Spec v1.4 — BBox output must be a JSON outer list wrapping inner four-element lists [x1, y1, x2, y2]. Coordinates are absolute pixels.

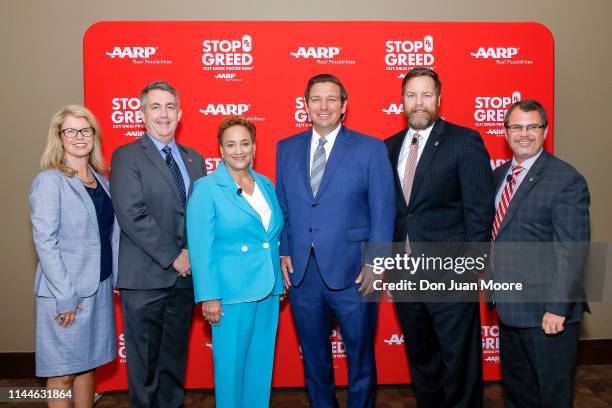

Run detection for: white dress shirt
[[495, 149, 543, 208], [396, 124, 435, 189], [309, 124, 342, 171], [241, 182, 272, 231]]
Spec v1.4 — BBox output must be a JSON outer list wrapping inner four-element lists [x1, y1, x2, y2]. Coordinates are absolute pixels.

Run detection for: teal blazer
[[186, 163, 284, 304]]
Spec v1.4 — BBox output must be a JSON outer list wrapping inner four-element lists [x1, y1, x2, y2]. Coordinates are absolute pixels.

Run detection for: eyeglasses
[[505, 124, 546, 134], [59, 127, 95, 138]]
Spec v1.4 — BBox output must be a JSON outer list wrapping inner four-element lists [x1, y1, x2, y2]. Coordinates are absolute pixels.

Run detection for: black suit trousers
[[394, 301, 483, 408], [120, 286, 194, 408], [499, 321, 580, 408]]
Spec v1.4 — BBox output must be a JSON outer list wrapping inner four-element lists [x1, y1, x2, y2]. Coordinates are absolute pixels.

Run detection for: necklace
[[80, 175, 96, 185]]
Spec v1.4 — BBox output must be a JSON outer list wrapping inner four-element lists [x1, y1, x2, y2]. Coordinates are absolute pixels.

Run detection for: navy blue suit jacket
[[385, 119, 495, 245], [492, 151, 590, 327], [275, 125, 396, 289]]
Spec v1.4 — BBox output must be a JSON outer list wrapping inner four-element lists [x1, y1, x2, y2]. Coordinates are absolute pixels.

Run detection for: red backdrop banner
[[83, 21, 554, 391]]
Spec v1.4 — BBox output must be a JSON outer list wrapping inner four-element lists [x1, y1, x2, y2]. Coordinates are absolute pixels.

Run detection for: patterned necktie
[[310, 137, 327, 196], [402, 133, 420, 254], [162, 146, 186, 206], [491, 164, 524, 241], [402, 133, 420, 205]]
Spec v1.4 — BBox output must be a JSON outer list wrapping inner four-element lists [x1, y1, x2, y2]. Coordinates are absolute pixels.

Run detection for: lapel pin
[[529, 177, 533, 182], [187, 158, 192, 163], [434, 141, 439, 147]]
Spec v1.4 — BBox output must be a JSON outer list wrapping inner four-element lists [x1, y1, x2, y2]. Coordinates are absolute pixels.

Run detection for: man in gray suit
[[111, 81, 206, 407], [491, 99, 590, 407]]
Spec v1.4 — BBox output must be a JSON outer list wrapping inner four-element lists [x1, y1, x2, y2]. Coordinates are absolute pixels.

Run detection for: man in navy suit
[[492, 99, 590, 407], [385, 68, 495, 408], [276, 74, 395, 407]]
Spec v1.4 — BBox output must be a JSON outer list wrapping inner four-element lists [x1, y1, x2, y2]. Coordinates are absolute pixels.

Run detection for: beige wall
[[1, 0, 610, 351]]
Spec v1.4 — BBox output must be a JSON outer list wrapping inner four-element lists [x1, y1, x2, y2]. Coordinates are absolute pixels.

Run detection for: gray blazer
[[110, 135, 206, 289], [29, 167, 120, 314], [493, 151, 590, 327]]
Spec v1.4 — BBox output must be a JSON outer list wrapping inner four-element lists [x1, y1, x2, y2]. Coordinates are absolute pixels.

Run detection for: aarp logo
[[382, 103, 404, 115], [106, 46, 157, 59], [290, 46, 341, 59], [469, 46, 532, 65], [384, 333, 405, 345], [199, 103, 250, 116], [470, 47, 519, 59]]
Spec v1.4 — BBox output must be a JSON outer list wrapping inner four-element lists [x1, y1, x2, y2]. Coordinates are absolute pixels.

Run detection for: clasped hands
[[173, 249, 191, 277], [202, 300, 223, 326], [54, 304, 83, 327]]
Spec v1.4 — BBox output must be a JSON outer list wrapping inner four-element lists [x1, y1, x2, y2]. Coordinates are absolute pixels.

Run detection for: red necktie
[[491, 165, 523, 241]]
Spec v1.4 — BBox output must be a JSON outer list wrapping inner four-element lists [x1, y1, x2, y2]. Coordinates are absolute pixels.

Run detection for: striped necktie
[[310, 137, 327, 196], [491, 164, 524, 241], [402, 133, 420, 204], [402, 133, 420, 254]]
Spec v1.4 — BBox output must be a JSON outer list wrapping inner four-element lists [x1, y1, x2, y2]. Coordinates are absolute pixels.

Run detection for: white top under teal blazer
[[186, 162, 284, 304]]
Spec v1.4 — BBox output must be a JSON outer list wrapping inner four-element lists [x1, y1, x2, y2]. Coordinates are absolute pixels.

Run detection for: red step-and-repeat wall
[[83, 21, 554, 391]]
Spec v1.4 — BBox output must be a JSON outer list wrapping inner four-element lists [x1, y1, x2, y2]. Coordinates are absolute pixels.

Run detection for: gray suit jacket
[[30, 167, 120, 314], [110, 135, 206, 290], [493, 151, 590, 327]]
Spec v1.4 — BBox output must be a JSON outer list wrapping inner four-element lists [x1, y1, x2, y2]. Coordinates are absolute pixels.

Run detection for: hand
[[202, 300, 223, 325], [542, 312, 566, 334], [173, 249, 191, 277], [280, 288, 288, 302], [356, 265, 378, 298], [280, 256, 294, 289], [55, 304, 83, 327]]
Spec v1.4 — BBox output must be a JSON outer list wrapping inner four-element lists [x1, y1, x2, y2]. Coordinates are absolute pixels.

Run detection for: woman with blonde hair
[[30, 104, 119, 407]]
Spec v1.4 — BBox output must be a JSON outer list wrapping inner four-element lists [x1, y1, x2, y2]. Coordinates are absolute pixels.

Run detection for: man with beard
[[385, 68, 495, 408]]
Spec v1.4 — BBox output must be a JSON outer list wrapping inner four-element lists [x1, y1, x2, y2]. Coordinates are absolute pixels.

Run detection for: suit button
[[241, 245, 248, 252], [263, 243, 269, 249], [311, 202, 318, 207]]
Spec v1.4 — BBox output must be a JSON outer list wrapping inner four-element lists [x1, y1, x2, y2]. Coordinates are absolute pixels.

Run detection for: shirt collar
[[147, 133, 178, 153], [312, 123, 342, 146], [511, 148, 543, 172], [406, 122, 435, 141]]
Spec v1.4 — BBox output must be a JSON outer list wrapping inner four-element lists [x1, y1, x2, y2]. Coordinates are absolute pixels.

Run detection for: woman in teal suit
[[186, 116, 284, 408]]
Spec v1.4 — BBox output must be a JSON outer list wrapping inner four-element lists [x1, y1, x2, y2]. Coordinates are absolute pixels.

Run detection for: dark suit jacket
[[276, 125, 396, 289], [385, 119, 495, 246], [492, 151, 590, 328], [110, 134, 206, 290]]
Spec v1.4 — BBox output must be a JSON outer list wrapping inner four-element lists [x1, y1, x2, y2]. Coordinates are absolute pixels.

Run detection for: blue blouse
[[84, 181, 114, 282]]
